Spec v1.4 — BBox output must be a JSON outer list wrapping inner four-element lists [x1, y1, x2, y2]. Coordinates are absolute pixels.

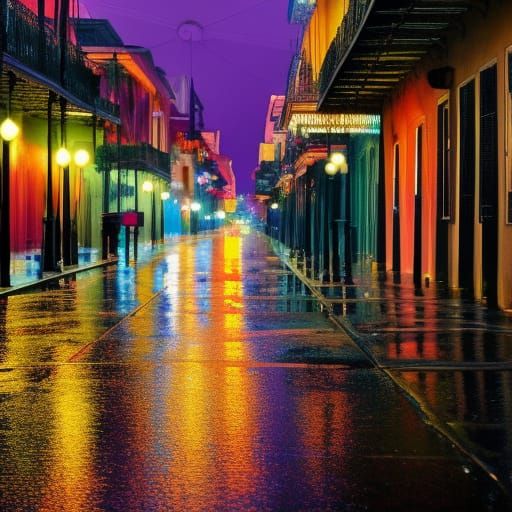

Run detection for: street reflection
[[39, 365, 99, 512], [0, 233, 509, 509], [398, 369, 512, 485]]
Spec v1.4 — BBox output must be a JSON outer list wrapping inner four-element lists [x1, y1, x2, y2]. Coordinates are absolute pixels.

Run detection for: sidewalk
[[271, 238, 512, 495], [0, 235, 194, 296]]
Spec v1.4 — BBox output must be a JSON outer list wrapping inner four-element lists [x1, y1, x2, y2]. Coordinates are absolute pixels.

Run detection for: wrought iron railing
[[94, 97, 120, 118], [286, 51, 318, 104], [318, 0, 372, 100], [96, 143, 171, 181], [4, 0, 117, 116]]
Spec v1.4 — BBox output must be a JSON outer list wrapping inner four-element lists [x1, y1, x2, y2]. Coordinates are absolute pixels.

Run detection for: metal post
[[134, 168, 138, 259], [344, 165, 353, 285], [332, 171, 341, 282], [376, 116, 386, 270], [0, 73, 17, 286], [160, 198, 164, 242], [151, 190, 156, 245], [124, 225, 130, 265], [114, 53, 121, 214], [60, 97, 72, 267], [43, 92, 57, 271], [0, 140, 11, 287]]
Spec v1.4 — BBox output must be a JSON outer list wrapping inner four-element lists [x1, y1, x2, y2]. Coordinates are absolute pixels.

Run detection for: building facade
[[319, 0, 512, 309]]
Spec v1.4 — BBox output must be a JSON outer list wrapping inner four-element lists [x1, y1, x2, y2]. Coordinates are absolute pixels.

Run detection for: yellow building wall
[[259, 143, 276, 164], [302, 0, 349, 79]]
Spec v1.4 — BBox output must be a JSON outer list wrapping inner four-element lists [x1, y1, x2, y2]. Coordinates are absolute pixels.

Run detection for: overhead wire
[[89, 0, 178, 30], [203, 0, 273, 28]]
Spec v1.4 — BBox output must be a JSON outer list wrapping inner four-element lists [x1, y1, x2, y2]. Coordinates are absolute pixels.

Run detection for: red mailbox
[[121, 211, 144, 227]]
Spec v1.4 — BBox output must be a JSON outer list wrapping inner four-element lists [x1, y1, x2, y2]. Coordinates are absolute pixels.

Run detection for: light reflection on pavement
[[0, 231, 509, 511]]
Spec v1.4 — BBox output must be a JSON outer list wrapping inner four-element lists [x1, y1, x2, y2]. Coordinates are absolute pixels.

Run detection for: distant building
[[255, 95, 285, 198]]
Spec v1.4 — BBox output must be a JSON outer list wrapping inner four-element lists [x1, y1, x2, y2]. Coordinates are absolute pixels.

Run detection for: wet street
[[0, 231, 510, 511]]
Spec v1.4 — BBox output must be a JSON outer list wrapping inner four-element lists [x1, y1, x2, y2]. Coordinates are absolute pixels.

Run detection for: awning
[[318, 0, 474, 112]]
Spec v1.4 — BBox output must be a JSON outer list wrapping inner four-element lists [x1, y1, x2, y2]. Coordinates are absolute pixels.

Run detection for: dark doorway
[[459, 80, 476, 293], [480, 65, 499, 307], [392, 144, 401, 272], [413, 126, 423, 287], [436, 101, 450, 282]]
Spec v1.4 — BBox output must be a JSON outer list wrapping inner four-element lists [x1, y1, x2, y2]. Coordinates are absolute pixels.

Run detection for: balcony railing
[[286, 52, 318, 104], [96, 143, 171, 181], [4, 0, 117, 116], [318, 0, 372, 101]]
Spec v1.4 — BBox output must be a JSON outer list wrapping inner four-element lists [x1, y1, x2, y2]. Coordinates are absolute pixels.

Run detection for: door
[[459, 80, 476, 293], [480, 65, 498, 307], [436, 101, 450, 282]]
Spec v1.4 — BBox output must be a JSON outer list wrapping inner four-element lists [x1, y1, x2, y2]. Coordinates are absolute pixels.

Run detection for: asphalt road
[[0, 231, 508, 511]]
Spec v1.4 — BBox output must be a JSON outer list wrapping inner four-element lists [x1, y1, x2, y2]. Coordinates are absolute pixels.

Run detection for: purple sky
[[83, 0, 299, 193]]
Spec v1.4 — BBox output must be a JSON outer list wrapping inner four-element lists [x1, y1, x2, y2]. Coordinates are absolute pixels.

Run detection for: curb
[[0, 258, 118, 297], [266, 234, 511, 500]]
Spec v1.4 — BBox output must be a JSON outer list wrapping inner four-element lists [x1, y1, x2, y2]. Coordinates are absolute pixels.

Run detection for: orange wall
[[383, 74, 444, 275]]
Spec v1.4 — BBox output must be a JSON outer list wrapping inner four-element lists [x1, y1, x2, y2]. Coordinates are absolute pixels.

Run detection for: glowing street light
[[0, 118, 19, 142], [271, 202, 279, 210], [73, 149, 90, 167], [161, 191, 170, 201], [330, 152, 346, 166], [56, 147, 71, 167], [216, 210, 226, 220], [324, 151, 348, 176], [142, 180, 154, 193], [190, 202, 201, 212], [324, 162, 338, 176]]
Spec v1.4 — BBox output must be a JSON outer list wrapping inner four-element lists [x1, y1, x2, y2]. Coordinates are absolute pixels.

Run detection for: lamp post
[[73, 149, 90, 264], [0, 114, 19, 287], [324, 151, 352, 285], [43, 92, 57, 273], [160, 191, 170, 242], [269, 202, 279, 239], [55, 146, 71, 268], [142, 180, 156, 245]]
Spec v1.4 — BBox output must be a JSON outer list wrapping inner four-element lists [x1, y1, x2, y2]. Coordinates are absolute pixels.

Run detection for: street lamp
[[142, 180, 156, 245], [74, 149, 90, 167], [55, 146, 73, 268], [0, 112, 19, 286], [160, 191, 170, 242], [271, 202, 279, 210], [73, 149, 90, 264], [324, 150, 352, 284], [56, 147, 71, 167], [0, 119, 19, 142]]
